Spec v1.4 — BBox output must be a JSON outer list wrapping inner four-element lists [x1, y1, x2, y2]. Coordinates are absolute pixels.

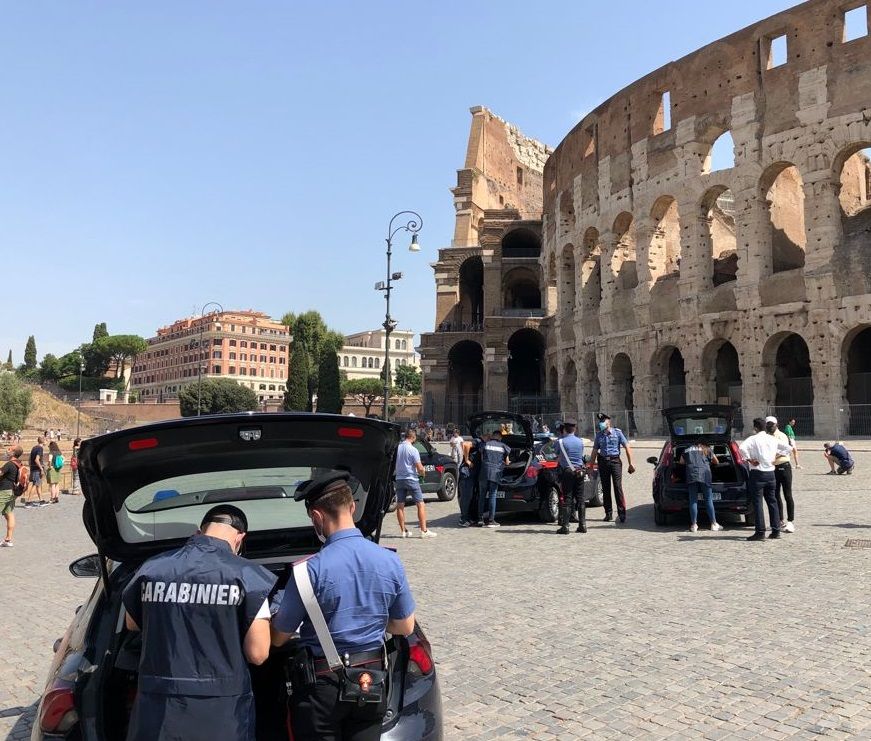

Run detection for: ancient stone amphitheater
[[421, 0, 871, 438]]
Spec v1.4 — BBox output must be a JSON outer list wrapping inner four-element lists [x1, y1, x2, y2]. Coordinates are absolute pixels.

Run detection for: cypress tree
[[5, 349, 12, 370], [316, 348, 342, 414], [284, 349, 309, 412], [24, 336, 37, 370]]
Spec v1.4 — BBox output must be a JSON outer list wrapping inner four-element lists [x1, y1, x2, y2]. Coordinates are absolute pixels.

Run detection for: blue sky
[[0, 0, 797, 362]]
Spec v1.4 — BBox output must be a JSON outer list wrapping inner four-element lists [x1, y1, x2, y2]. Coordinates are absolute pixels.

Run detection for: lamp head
[[408, 234, 421, 253]]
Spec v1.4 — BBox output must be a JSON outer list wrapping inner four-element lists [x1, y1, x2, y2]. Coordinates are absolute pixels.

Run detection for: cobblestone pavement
[[3, 450, 870, 740]]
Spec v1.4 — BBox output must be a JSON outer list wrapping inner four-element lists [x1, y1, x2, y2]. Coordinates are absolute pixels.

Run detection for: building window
[[260, 343, 267, 350], [395, 339, 401, 350], [213, 365, 221, 374], [269, 356, 276, 364], [374, 358, 380, 368], [343, 356, 349, 367], [240, 368, 247, 375], [212, 351, 222, 359], [844, 5, 868, 41], [269, 344, 277, 351], [241, 341, 248, 348], [213, 339, 222, 346], [269, 384, 276, 391], [229, 339, 236, 346], [260, 355, 267, 362], [763, 33, 788, 69], [229, 367, 236, 374], [352, 357, 357, 367], [279, 357, 286, 365], [229, 352, 236, 360], [259, 384, 267, 390], [401, 340, 407, 350]]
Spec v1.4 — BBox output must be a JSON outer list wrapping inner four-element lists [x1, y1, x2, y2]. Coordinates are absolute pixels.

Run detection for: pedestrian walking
[[71, 437, 81, 494], [122, 505, 275, 741], [739, 418, 793, 541], [589, 413, 635, 523], [457, 435, 476, 527], [393, 429, 436, 538], [25, 436, 47, 507], [824, 442, 855, 475], [679, 443, 723, 532], [767, 416, 796, 533], [556, 419, 586, 535], [448, 427, 464, 467], [272, 471, 417, 741], [479, 428, 510, 528], [0, 446, 24, 547], [47, 441, 63, 503], [783, 417, 801, 468]]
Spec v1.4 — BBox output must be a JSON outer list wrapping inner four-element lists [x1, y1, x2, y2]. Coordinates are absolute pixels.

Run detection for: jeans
[[749, 469, 779, 534], [687, 481, 716, 525], [598, 458, 626, 519], [479, 479, 498, 523], [774, 462, 793, 522], [559, 469, 585, 528], [459, 470, 475, 521]]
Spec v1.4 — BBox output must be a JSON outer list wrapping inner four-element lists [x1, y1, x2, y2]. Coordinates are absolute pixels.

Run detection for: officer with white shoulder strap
[[556, 418, 586, 535], [271, 471, 417, 741]]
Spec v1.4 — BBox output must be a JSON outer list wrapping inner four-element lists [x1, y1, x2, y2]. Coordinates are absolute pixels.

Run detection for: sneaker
[[602, 514, 612, 522], [689, 524, 698, 532], [784, 521, 795, 533], [576, 524, 587, 533], [556, 526, 570, 535], [710, 523, 724, 531], [400, 530, 411, 538], [827, 470, 838, 475], [23, 501, 35, 508], [746, 532, 767, 541], [37, 500, 50, 507], [768, 530, 781, 539], [484, 521, 500, 528], [0, 540, 12, 547], [419, 529, 437, 538], [458, 520, 471, 528]]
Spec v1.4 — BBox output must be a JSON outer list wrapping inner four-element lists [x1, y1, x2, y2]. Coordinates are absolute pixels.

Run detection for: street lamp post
[[197, 301, 224, 416], [76, 360, 84, 438], [376, 211, 422, 421]]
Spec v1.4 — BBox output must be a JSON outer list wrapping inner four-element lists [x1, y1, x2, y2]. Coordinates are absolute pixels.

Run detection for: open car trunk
[[669, 443, 742, 486]]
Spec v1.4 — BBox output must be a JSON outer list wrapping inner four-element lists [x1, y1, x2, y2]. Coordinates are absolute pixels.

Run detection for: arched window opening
[[395, 339, 401, 350], [611, 213, 638, 290], [653, 346, 686, 408], [351, 357, 357, 368], [501, 228, 541, 259], [704, 131, 736, 173], [560, 243, 576, 316], [764, 164, 806, 273], [561, 360, 578, 415], [611, 353, 635, 435], [701, 187, 738, 286], [374, 358, 380, 368], [447, 341, 484, 423], [582, 354, 601, 430], [650, 197, 681, 279], [846, 326, 871, 434], [503, 267, 542, 312], [448, 256, 484, 331], [770, 333, 814, 433], [508, 329, 545, 396]]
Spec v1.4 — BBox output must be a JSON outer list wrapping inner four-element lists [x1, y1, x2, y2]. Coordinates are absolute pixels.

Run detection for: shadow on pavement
[[809, 523, 870, 529], [2, 701, 37, 739]]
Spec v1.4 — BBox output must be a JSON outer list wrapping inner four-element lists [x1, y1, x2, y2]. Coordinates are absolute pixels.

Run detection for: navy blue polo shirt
[[481, 439, 511, 483], [122, 534, 276, 697], [273, 528, 415, 656], [594, 428, 628, 458]]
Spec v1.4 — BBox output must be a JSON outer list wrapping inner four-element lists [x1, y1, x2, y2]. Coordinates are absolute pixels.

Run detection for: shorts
[[837, 461, 855, 474], [0, 491, 14, 516], [47, 467, 60, 485], [30, 470, 41, 485], [395, 480, 424, 504]]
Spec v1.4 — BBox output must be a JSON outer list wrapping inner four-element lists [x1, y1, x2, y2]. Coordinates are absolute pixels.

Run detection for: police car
[[32, 414, 443, 741]]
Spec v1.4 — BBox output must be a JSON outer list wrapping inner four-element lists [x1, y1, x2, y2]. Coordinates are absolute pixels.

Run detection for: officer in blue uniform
[[271, 471, 417, 741], [122, 505, 276, 741], [556, 418, 586, 535], [590, 412, 636, 523]]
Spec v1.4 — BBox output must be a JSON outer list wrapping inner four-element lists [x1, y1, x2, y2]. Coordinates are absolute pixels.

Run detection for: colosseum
[[419, 0, 871, 439]]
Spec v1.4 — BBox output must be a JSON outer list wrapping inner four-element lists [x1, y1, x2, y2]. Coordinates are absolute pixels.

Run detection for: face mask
[[597, 421, 607, 431]]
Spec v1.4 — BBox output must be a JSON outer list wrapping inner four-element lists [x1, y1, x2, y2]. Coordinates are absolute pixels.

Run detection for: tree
[[395, 365, 422, 395], [39, 354, 62, 382], [24, 336, 37, 370], [343, 378, 384, 417], [284, 349, 310, 411], [281, 310, 344, 409], [57, 350, 84, 378], [0, 374, 33, 431], [316, 347, 342, 414], [5, 350, 12, 371], [178, 378, 258, 417], [92, 322, 109, 342], [93, 335, 148, 380]]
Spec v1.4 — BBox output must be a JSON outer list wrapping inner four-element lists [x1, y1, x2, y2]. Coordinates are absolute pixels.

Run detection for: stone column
[[598, 231, 619, 335], [808, 325, 841, 439], [483, 344, 508, 409], [801, 169, 841, 303], [633, 219, 655, 328], [732, 189, 768, 312], [678, 197, 709, 319]]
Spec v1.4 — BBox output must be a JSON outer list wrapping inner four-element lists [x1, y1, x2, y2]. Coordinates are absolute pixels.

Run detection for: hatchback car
[[467, 411, 601, 523], [32, 414, 443, 741], [646, 405, 750, 526]]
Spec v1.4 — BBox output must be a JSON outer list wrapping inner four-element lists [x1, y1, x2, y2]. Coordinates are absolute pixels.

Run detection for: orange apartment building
[[131, 310, 291, 404]]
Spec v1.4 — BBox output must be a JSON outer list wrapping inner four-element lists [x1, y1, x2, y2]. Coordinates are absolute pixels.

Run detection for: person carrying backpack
[[47, 441, 64, 504], [1, 446, 25, 547]]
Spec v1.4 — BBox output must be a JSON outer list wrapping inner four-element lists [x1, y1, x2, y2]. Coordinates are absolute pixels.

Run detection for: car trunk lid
[[78, 413, 400, 565], [467, 411, 533, 449], [663, 405, 734, 444]]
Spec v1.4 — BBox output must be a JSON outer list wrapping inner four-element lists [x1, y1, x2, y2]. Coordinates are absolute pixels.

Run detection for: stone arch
[[561, 359, 578, 415], [704, 130, 736, 173], [701, 338, 743, 405], [761, 162, 806, 274], [457, 256, 484, 330], [446, 340, 484, 424], [545, 251, 558, 313], [843, 325, 871, 434], [833, 143, 871, 297], [559, 242, 576, 317], [610, 353, 635, 433], [763, 332, 814, 433], [501, 227, 541, 259], [559, 192, 576, 241], [581, 351, 601, 430], [508, 328, 546, 396], [502, 266, 541, 311], [611, 212, 638, 290], [651, 344, 686, 408], [700, 186, 737, 286], [580, 228, 602, 332], [649, 196, 682, 279], [547, 365, 559, 394]]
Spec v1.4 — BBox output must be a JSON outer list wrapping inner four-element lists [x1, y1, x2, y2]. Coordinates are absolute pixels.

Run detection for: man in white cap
[[766, 416, 796, 533]]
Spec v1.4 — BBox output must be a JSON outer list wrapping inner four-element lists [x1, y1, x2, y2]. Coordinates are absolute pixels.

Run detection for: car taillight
[[409, 642, 434, 675], [435, 465, 444, 474], [39, 683, 78, 734], [730, 441, 744, 465], [525, 466, 539, 479], [662, 442, 673, 467]]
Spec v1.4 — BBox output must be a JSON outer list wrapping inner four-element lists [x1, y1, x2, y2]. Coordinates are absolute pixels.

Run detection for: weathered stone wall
[[542, 0, 871, 436]]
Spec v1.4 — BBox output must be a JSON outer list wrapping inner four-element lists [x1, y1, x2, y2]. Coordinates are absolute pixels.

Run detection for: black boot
[[557, 526, 570, 535]]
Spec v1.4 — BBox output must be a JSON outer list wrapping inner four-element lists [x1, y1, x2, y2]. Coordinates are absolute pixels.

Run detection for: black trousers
[[598, 458, 626, 519], [559, 469, 586, 528], [289, 675, 383, 741], [774, 462, 794, 522], [750, 470, 780, 534]]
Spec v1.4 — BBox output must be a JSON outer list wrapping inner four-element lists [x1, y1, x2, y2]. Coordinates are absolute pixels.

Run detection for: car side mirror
[[646, 456, 658, 465], [69, 554, 101, 578]]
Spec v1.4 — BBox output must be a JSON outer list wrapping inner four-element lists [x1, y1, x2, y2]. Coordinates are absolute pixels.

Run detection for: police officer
[[589, 412, 636, 523], [479, 428, 511, 528], [122, 505, 276, 741], [271, 472, 416, 741], [556, 418, 586, 535]]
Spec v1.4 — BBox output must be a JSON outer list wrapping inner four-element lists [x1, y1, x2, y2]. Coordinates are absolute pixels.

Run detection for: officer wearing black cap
[[122, 504, 276, 741], [590, 412, 636, 523], [272, 471, 417, 741], [556, 418, 586, 535]]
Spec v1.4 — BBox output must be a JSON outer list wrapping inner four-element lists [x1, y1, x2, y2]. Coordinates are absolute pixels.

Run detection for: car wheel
[[387, 493, 397, 513], [438, 471, 457, 502], [587, 475, 603, 508], [538, 486, 560, 523], [653, 502, 668, 527]]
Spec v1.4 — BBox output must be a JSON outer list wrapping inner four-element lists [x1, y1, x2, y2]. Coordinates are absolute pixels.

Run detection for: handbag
[[292, 561, 389, 708]]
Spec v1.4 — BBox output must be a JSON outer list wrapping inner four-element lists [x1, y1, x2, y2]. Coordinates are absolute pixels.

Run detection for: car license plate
[[495, 491, 507, 499], [698, 492, 722, 501]]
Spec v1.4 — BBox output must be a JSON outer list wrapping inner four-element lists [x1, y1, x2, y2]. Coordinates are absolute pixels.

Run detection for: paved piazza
[[2, 445, 870, 740]]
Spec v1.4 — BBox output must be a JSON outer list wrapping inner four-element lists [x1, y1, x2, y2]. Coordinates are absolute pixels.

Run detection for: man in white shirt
[[739, 417, 794, 541]]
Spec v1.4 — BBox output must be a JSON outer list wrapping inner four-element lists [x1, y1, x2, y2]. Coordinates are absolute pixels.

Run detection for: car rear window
[[118, 466, 367, 545], [671, 416, 728, 436]]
